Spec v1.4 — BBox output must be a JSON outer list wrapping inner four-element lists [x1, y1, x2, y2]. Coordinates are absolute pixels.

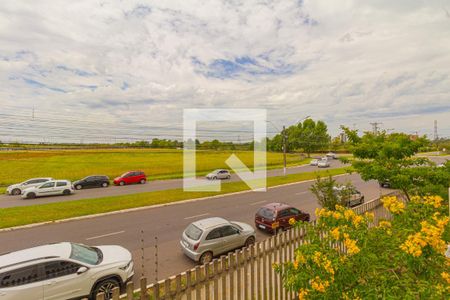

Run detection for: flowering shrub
[[275, 195, 450, 299]]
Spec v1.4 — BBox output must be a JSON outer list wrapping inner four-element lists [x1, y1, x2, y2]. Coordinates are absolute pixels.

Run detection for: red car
[[113, 171, 147, 186], [255, 203, 310, 234]]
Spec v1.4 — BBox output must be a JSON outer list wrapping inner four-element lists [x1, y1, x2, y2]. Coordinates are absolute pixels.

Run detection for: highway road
[[0, 160, 349, 208], [0, 172, 390, 284]]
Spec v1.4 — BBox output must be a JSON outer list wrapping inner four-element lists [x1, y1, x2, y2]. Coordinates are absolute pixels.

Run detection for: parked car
[[6, 178, 53, 196], [206, 169, 231, 180], [317, 158, 330, 168], [333, 186, 365, 207], [255, 203, 310, 234], [326, 152, 338, 159], [21, 180, 74, 199], [379, 179, 392, 188], [113, 171, 146, 186], [310, 159, 319, 166], [73, 175, 110, 190], [180, 217, 255, 264], [0, 242, 134, 300]]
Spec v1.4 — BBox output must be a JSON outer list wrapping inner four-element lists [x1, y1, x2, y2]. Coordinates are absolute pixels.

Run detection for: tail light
[[193, 242, 200, 251]]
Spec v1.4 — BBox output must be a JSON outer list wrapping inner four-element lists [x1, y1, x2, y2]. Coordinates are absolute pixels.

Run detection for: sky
[[0, 0, 449, 143]]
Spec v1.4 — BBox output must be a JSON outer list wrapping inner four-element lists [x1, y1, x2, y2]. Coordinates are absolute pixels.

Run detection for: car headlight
[[119, 260, 133, 270]]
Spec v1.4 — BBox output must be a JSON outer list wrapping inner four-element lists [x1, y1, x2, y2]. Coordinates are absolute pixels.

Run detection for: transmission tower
[[370, 122, 382, 134], [434, 120, 438, 141]]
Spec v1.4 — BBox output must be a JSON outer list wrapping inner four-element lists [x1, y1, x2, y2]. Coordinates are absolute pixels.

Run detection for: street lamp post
[[268, 116, 310, 177]]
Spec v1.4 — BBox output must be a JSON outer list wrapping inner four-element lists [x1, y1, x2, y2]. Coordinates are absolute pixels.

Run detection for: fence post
[[195, 266, 202, 300], [140, 277, 148, 300], [221, 256, 227, 300], [112, 287, 120, 300], [126, 281, 134, 300], [268, 237, 273, 300], [175, 274, 182, 300], [204, 263, 210, 300], [236, 250, 242, 300], [96, 292, 105, 300], [186, 270, 192, 300], [153, 282, 160, 300], [213, 259, 219, 300], [229, 252, 235, 300], [164, 278, 171, 299], [250, 245, 255, 300]]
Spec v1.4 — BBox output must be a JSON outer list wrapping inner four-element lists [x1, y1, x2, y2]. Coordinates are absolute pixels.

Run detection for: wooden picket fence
[[91, 193, 397, 300]]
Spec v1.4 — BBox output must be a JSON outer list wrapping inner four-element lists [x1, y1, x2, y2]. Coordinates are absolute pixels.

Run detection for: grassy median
[[0, 149, 309, 187], [0, 168, 352, 229]]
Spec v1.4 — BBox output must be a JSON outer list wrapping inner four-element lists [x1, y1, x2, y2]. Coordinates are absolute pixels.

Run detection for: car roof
[[261, 202, 291, 211], [0, 243, 72, 269], [192, 217, 229, 230], [25, 177, 53, 181]]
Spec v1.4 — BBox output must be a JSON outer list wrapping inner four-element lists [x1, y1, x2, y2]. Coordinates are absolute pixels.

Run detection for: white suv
[[22, 180, 74, 199], [6, 178, 53, 196], [0, 242, 134, 300]]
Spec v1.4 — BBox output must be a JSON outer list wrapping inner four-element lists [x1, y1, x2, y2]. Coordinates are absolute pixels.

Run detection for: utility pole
[[370, 122, 382, 134], [282, 125, 286, 176], [434, 120, 438, 141]]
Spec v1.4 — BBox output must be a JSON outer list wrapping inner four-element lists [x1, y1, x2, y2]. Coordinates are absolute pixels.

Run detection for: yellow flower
[[344, 210, 355, 221], [332, 211, 342, 220], [441, 272, 450, 284], [310, 277, 329, 293], [330, 227, 340, 240], [293, 260, 299, 269], [296, 252, 306, 264], [381, 196, 405, 214], [335, 204, 345, 211], [289, 218, 296, 226], [423, 195, 443, 208], [298, 288, 308, 300], [313, 251, 322, 265], [364, 212, 374, 222], [352, 215, 363, 227], [379, 220, 391, 228], [344, 236, 360, 255]]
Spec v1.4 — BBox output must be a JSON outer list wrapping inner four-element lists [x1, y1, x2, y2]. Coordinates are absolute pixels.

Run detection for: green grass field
[[0, 167, 351, 229], [0, 149, 309, 187]]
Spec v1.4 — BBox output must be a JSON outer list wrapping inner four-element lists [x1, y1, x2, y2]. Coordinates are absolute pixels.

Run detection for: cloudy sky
[[0, 0, 449, 143]]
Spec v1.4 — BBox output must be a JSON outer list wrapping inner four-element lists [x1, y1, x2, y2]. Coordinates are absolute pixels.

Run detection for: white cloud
[[0, 0, 449, 142]]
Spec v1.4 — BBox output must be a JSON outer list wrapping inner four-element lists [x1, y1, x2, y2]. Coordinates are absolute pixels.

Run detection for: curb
[[0, 173, 351, 233]]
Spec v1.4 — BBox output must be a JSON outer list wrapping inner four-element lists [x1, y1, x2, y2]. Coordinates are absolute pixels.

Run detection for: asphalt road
[[0, 160, 348, 208], [0, 172, 389, 284]]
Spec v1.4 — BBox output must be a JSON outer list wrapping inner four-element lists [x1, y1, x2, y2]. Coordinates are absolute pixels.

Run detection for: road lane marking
[[184, 213, 210, 220], [86, 230, 125, 241], [295, 191, 309, 195], [250, 200, 267, 206]]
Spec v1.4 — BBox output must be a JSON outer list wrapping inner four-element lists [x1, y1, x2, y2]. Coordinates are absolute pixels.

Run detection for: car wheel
[[227, 175, 231, 179], [119, 181, 125, 186], [244, 236, 255, 247], [12, 188, 21, 196], [199, 251, 213, 265], [275, 227, 283, 235], [26, 192, 36, 199], [140, 179, 146, 184], [213, 176, 217, 180], [90, 278, 120, 300], [75, 184, 82, 190], [102, 182, 109, 187], [63, 189, 71, 195]]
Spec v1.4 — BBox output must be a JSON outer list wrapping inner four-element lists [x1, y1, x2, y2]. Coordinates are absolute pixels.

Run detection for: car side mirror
[[77, 266, 88, 274]]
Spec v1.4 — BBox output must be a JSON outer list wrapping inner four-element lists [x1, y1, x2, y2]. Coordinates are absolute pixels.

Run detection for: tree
[[268, 119, 330, 156], [341, 127, 450, 200], [309, 176, 356, 210]]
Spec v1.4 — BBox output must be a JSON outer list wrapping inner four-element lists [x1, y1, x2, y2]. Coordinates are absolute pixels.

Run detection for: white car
[[6, 178, 53, 196], [326, 152, 338, 159], [317, 159, 330, 168], [21, 180, 74, 199], [310, 159, 319, 166], [206, 169, 231, 180], [0, 242, 134, 300]]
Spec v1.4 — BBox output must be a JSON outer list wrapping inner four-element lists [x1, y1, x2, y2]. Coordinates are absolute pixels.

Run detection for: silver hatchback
[[180, 217, 256, 264]]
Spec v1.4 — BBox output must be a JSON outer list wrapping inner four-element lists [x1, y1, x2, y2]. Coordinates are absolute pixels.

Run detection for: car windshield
[[257, 207, 274, 219], [121, 172, 130, 177], [70, 243, 102, 265], [185, 224, 203, 241]]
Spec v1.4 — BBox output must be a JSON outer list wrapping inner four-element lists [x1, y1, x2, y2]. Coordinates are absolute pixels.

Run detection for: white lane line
[[295, 191, 309, 195], [184, 213, 210, 220], [86, 230, 125, 241], [250, 200, 267, 206]]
